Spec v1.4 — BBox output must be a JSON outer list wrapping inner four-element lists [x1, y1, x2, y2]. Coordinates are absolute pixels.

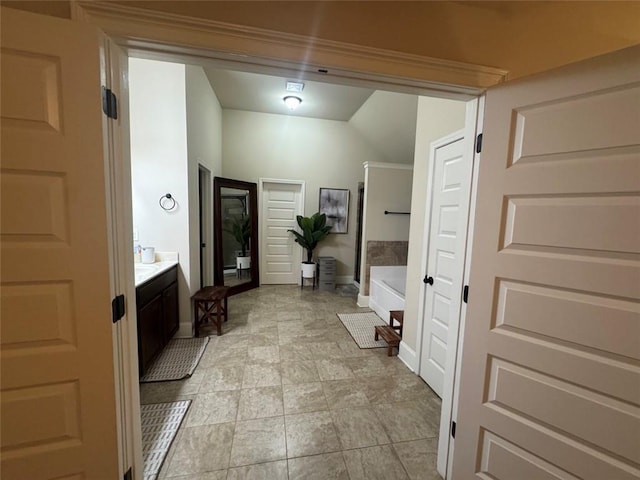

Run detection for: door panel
[[0, 7, 118, 479], [453, 46, 640, 479], [420, 134, 472, 398], [261, 181, 303, 284]]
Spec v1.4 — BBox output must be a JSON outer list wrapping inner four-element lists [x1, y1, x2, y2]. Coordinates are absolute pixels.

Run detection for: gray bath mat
[[140, 337, 209, 382], [141, 400, 191, 480], [337, 312, 388, 349]]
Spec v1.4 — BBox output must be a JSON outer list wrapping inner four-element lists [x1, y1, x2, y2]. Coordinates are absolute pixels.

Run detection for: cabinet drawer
[[136, 266, 178, 306], [319, 281, 336, 291]]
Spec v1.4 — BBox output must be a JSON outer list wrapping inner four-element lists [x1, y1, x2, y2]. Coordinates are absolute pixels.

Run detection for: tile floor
[[140, 285, 442, 480]]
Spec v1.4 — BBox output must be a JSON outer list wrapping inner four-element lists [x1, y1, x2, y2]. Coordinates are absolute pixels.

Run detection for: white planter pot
[[301, 262, 316, 278], [236, 256, 251, 269]]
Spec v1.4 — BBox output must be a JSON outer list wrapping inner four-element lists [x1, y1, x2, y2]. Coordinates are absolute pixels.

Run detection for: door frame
[[198, 165, 213, 288], [70, 4, 496, 478], [414, 99, 481, 478], [258, 178, 306, 285]]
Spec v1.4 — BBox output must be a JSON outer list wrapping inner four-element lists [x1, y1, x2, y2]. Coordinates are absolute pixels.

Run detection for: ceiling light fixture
[[286, 81, 305, 93], [283, 95, 302, 110]]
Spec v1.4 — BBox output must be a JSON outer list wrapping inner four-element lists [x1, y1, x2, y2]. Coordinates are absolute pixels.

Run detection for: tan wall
[[359, 164, 413, 294], [12, 1, 639, 81], [403, 97, 467, 352], [221, 109, 386, 280]]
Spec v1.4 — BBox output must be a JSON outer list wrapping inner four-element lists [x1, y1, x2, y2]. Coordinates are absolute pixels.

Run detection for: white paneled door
[[260, 181, 304, 284], [419, 131, 473, 398], [1, 7, 119, 480], [453, 46, 640, 479]]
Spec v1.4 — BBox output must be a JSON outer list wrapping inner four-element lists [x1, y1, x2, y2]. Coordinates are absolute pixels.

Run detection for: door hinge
[[475, 133, 483, 153], [112, 294, 125, 323], [463, 285, 469, 303], [123, 467, 133, 480], [451, 420, 456, 438], [102, 86, 118, 119]]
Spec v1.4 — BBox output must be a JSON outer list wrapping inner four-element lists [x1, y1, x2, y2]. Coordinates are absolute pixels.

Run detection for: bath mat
[[337, 312, 388, 349], [141, 400, 191, 480], [140, 337, 209, 383]]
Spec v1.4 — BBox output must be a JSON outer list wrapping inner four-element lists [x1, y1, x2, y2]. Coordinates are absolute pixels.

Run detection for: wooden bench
[[192, 286, 230, 337], [374, 325, 402, 356]]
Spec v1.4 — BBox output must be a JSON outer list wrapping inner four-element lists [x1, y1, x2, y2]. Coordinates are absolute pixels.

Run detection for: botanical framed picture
[[319, 188, 349, 234]]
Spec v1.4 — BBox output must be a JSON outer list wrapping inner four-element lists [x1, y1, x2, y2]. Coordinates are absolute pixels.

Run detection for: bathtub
[[369, 266, 406, 323]]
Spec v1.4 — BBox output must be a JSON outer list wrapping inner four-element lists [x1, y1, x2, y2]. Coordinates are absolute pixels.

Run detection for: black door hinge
[[123, 467, 133, 480], [102, 86, 118, 119], [475, 133, 483, 153], [463, 285, 469, 303], [451, 420, 456, 438], [112, 294, 125, 323]]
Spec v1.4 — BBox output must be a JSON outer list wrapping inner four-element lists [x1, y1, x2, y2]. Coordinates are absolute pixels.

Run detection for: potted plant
[[224, 215, 251, 270], [288, 212, 332, 278]]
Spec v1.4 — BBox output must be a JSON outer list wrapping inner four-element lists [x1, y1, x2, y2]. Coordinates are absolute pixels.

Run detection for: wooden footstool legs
[[375, 325, 401, 356], [192, 286, 230, 337]]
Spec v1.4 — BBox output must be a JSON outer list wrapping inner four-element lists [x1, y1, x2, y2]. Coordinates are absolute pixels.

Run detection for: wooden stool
[[192, 286, 230, 337], [374, 325, 402, 356], [389, 310, 404, 337]]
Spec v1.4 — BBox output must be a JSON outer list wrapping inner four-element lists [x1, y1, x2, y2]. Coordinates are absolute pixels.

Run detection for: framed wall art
[[319, 188, 349, 234]]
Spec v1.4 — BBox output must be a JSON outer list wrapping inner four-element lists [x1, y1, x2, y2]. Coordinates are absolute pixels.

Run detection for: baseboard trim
[[177, 321, 193, 338], [336, 275, 354, 285], [357, 294, 369, 308], [398, 341, 418, 372]]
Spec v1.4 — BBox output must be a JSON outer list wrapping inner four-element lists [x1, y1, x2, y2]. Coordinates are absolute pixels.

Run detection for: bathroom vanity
[[135, 263, 179, 376]]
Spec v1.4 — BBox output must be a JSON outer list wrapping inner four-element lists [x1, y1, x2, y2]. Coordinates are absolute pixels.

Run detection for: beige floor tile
[[322, 379, 370, 410], [315, 359, 355, 381], [247, 345, 280, 364], [200, 345, 248, 367], [331, 407, 390, 449], [309, 342, 345, 359], [165, 472, 227, 480], [186, 390, 240, 426], [279, 344, 316, 362], [287, 452, 349, 480], [342, 445, 410, 480], [393, 439, 440, 480], [285, 411, 341, 458], [283, 382, 328, 414], [229, 417, 286, 467], [242, 364, 281, 388], [248, 330, 279, 347], [344, 356, 398, 377], [165, 423, 234, 476], [373, 401, 439, 442], [198, 365, 245, 392], [238, 386, 283, 420], [227, 460, 288, 480], [281, 360, 321, 384]]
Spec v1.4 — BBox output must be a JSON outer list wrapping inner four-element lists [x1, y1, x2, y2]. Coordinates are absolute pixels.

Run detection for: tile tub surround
[[364, 241, 409, 295], [141, 285, 442, 479]]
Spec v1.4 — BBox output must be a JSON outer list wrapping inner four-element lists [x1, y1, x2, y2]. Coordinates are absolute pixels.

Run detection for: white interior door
[[453, 46, 640, 479], [419, 131, 473, 398], [260, 180, 304, 284], [1, 7, 119, 479]]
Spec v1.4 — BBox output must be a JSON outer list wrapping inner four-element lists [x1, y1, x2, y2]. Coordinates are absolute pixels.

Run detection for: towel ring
[[159, 193, 176, 211]]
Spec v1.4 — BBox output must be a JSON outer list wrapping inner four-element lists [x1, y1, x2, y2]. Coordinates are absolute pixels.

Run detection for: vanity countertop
[[134, 261, 179, 287]]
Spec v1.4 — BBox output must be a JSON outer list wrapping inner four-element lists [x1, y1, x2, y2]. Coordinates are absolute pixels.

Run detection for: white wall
[[186, 65, 223, 294], [358, 162, 413, 296], [350, 91, 418, 165], [130, 58, 193, 333], [222, 110, 387, 280], [402, 96, 466, 358]]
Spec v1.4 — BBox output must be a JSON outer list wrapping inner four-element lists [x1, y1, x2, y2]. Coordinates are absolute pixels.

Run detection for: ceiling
[[203, 66, 419, 164], [204, 68, 375, 121]]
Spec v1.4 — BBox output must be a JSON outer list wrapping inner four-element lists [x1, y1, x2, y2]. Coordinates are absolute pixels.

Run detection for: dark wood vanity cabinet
[[136, 265, 179, 376]]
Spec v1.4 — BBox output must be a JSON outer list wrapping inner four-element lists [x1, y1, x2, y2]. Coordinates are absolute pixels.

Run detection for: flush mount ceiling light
[[286, 81, 304, 93], [283, 95, 302, 110]]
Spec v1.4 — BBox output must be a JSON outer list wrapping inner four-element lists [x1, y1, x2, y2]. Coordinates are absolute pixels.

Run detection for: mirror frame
[[213, 177, 259, 295]]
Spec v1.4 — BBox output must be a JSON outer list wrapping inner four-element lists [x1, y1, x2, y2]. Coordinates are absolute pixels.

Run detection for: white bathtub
[[369, 266, 406, 323]]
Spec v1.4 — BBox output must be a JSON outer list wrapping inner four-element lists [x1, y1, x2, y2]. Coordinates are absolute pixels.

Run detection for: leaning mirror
[[213, 177, 259, 295]]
